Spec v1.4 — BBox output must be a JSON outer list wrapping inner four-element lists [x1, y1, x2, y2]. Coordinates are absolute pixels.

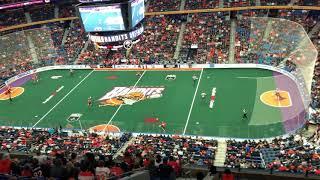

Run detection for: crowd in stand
[[223, 0, 255, 7], [29, 4, 55, 22], [148, 0, 181, 12], [131, 15, 182, 64], [180, 12, 230, 63], [59, 5, 76, 18], [118, 135, 218, 179], [185, 0, 220, 10], [0, 9, 26, 29], [0, 0, 319, 30], [62, 20, 87, 64], [0, 127, 133, 179], [225, 139, 264, 169], [310, 31, 320, 123], [224, 133, 320, 175], [0, 127, 219, 179], [0, 0, 24, 5], [125, 135, 217, 166], [260, 0, 291, 6]]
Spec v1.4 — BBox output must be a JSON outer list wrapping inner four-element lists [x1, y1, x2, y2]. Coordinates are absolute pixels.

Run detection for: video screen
[[79, 5, 125, 32], [130, 0, 144, 28]]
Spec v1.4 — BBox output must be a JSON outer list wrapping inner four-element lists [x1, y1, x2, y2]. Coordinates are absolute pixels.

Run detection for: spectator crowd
[[0, 127, 219, 179]]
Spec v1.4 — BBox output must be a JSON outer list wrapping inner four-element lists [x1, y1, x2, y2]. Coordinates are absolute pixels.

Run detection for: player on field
[[32, 73, 39, 84], [192, 75, 198, 86], [70, 69, 74, 77], [136, 72, 142, 77], [201, 92, 207, 99], [274, 88, 285, 101], [88, 96, 93, 108], [242, 109, 247, 120], [159, 121, 167, 132], [5, 85, 12, 102]]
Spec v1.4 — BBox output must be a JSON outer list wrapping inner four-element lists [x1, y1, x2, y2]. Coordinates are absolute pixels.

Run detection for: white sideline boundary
[[236, 76, 273, 79], [103, 71, 146, 132], [183, 68, 204, 135], [32, 70, 94, 127]]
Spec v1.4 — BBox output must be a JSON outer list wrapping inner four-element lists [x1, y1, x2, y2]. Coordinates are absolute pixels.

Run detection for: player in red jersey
[[32, 73, 39, 84], [5, 85, 12, 102], [275, 88, 285, 101], [88, 96, 93, 108], [159, 121, 167, 132]]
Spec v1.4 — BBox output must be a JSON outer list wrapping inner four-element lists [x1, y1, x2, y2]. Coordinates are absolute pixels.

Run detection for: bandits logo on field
[[99, 86, 165, 106]]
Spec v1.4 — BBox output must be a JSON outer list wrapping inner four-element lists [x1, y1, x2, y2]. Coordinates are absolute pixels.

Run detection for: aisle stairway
[[214, 140, 227, 167], [74, 40, 89, 64], [173, 22, 187, 60], [219, 0, 224, 8], [25, 12, 32, 23], [54, 5, 59, 18], [113, 136, 135, 159], [262, 19, 273, 42], [289, 0, 299, 5], [180, 0, 186, 11], [309, 23, 320, 39], [228, 20, 236, 63], [27, 36, 39, 63], [256, 0, 261, 6]]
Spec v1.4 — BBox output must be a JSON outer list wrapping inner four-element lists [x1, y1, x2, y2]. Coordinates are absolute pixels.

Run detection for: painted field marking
[[236, 76, 273, 79], [183, 68, 204, 135], [56, 86, 64, 92], [42, 86, 64, 104], [103, 71, 146, 132], [260, 90, 292, 108], [0, 87, 24, 100], [33, 70, 94, 127], [79, 118, 83, 131]]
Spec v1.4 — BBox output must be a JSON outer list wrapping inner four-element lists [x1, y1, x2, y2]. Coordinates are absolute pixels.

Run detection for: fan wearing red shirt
[[159, 121, 167, 132], [278, 165, 288, 172], [110, 164, 124, 177], [222, 169, 235, 180], [167, 156, 180, 176], [78, 166, 94, 180], [0, 153, 11, 174]]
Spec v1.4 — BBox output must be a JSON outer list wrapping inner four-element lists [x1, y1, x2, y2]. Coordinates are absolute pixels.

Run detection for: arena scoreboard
[[77, 0, 144, 49], [77, 0, 144, 32]]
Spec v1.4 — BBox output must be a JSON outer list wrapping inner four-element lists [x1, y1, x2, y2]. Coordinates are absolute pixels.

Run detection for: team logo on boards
[[165, 75, 176, 81], [67, 113, 82, 122], [99, 86, 165, 106]]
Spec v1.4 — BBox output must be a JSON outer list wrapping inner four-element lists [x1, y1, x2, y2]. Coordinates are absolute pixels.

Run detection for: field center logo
[[99, 86, 165, 106]]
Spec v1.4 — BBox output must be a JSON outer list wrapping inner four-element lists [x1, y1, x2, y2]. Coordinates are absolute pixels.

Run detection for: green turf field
[[0, 68, 301, 138]]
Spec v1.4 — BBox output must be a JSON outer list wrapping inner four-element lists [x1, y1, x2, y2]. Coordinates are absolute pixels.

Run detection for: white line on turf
[[56, 86, 64, 92], [32, 70, 94, 128], [42, 86, 64, 104], [236, 76, 273, 79], [79, 118, 83, 131], [183, 68, 204, 135], [42, 95, 54, 104], [103, 71, 146, 131]]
